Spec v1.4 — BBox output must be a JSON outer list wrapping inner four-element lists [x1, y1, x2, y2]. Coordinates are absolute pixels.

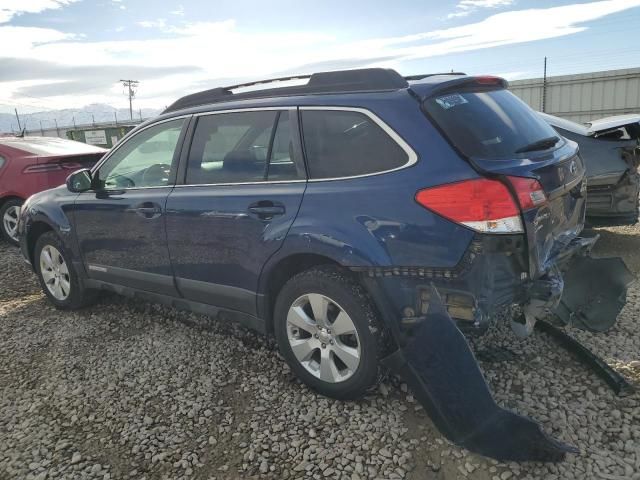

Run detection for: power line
[[120, 79, 139, 121]]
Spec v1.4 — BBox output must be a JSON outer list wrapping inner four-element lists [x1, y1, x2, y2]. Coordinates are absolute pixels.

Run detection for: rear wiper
[[515, 136, 560, 154]]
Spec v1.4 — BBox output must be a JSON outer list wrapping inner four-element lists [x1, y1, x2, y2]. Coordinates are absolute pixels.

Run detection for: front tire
[[1, 199, 23, 246], [274, 265, 386, 400], [34, 231, 96, 309]]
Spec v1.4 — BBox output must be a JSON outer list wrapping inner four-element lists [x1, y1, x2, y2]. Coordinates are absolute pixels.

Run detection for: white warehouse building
[[509, 67, 640, 123]]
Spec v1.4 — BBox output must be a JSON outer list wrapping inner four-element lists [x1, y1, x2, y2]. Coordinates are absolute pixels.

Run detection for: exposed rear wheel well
[[27, 222, 54, 266], [263, 253, 343, 334]]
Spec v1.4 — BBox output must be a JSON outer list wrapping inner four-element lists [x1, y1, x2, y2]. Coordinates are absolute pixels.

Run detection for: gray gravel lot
[[0, 224, 638, 480]]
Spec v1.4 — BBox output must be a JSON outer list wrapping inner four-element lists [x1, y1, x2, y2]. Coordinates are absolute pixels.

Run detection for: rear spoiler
[[417, 76, 509, 100]]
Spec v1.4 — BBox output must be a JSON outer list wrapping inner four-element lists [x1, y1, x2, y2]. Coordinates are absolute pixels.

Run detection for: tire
[[274, 265, 387, 400], [34, 231, 96, 309], [0, 199, 23, 246]]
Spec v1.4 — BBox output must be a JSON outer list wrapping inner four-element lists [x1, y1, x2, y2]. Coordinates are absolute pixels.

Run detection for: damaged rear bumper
[[381, 286, 578, 462], [586, 169, 640, 226], [357, 233, 634, 462]]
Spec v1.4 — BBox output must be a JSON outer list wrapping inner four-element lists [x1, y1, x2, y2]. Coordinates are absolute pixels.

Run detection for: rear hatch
[[420, 78, 586, 279]]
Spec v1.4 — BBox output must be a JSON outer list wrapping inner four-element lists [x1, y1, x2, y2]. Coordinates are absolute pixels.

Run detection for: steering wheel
[[141, 163, 170, 186]]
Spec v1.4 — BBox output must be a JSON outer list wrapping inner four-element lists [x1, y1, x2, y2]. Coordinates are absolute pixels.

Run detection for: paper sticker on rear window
[[435, 94, 468, 110]]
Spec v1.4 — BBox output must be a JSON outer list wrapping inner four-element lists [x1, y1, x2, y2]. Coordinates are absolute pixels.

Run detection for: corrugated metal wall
[[510, 67, 640, 123]]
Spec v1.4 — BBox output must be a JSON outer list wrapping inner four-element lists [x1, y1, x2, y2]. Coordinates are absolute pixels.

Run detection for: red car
[[0, 136, 106, 245]]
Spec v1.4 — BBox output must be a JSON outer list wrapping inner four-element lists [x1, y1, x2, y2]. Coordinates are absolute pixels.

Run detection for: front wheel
[[0, 199, 23, 246], [274, 266, 386, 400], [34, 231, 96, 309]]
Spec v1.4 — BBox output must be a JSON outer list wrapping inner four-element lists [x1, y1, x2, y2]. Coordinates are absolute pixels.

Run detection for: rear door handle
[[248, 202, 285, 219]]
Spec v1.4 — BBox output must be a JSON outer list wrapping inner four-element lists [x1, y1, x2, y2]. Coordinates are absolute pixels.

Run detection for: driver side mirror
[[66, 168, 93, 193]]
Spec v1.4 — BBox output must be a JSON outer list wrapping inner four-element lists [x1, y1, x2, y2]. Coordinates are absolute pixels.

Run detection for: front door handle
[[133, 202, 162, 219], [248, 201, 285, 220]]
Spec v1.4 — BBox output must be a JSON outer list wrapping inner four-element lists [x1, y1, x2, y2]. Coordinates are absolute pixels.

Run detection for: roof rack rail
[[404, 72, 466, 81], [224, 74, 312, 91], [163, 68, 409, 113]]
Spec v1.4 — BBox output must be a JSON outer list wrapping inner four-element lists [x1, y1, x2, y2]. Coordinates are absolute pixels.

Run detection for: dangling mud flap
[[382, 286, 578, 462], [554, 256, 635, 332]]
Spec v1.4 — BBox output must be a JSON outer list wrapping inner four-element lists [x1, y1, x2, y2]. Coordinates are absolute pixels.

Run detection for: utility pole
[[14, 108, 21, 131], [542, 56, 548, 113], [40, 120, 44, 136], [139, 108, 142, 121], [120, 79, 139, 121], [73, 116, 77, 129], [114, 111, 118, 125], [54, 119, 60, 137], [92, 114, 95, 126]]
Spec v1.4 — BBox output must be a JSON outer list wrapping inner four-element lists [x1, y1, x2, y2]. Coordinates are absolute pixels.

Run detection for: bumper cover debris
[[536, 320, 634, 396], [383, 286, 578, 462], [554, 256, 635, 332]]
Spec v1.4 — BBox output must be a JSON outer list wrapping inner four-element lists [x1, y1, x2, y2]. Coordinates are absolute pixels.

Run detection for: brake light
[[416, 178, 523, 233], [22, 164, 63, 174], [474, 76, 503, 85], [507, 176, 547, 210], [61, 162, 83, 170]]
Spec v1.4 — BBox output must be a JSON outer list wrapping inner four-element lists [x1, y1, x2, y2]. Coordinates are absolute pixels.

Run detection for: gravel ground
[[0, 224, 638, 480]]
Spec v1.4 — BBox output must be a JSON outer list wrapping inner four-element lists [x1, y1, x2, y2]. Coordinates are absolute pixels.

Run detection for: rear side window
[[186, 110, 303, 184], [424, 89, 560, 160], [0, 155, 5, 169], [301, 110, 409, 179]]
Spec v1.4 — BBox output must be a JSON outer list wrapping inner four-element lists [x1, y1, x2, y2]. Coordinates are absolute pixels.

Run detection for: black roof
[[163, 68, 467, 114]]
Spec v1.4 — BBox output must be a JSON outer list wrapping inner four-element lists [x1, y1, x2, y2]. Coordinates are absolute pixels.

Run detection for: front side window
[[186, 110, 303, 184], [96, 118, 184, 189], [301, 110, 409, 179]]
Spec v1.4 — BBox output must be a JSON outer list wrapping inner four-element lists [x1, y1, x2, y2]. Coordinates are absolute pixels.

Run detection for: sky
[[1, 0, 640, 114]]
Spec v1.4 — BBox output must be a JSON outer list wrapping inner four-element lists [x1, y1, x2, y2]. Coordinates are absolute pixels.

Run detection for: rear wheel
[[34, 231, 96, 309], [274, 265, 385, 400], [0, 199, 23, 246]]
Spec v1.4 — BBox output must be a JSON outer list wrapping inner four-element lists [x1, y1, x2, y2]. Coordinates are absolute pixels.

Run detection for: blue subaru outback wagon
[[18, 68, 633, 461]]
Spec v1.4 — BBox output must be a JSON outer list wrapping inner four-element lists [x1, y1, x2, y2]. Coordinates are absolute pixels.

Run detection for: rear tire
[[0, 199, 23, 246], [34, 231, 96, 309], [274, 265, 386, 400]]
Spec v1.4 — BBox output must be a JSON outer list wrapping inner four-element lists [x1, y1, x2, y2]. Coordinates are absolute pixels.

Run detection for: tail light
[[23, 164, 63, 174], [22, 162, 84, 174], [61, 162, 83, 170], [415, 176, 546, 234], [508, 176, 547, 210]]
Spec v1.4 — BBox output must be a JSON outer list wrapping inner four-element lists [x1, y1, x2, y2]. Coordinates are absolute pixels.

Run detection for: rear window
[[301, 110, 409, 179], [424, 89, 560, 159]]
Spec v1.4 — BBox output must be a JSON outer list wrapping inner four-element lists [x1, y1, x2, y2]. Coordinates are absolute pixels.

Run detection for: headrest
[[223, 149, 259, 171]]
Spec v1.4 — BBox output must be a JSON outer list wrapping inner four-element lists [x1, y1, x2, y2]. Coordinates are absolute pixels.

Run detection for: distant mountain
[[0, 104, 162, 134]]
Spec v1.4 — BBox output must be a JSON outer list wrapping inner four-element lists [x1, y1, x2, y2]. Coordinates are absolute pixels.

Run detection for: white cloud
[[170, 5, 184, 16], [0, 0, 79, 24], [137, 18, 166, 29], [0, 24, 75, 51], [1, 0, 640, 110], [448, 0, 514, 19]]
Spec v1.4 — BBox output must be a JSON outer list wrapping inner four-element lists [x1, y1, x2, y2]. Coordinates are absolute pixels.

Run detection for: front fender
[[19, 187, 81, 268]]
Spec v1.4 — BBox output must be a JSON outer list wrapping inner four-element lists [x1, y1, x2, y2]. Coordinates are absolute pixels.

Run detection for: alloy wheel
[[2, 205, 19, 242], [286, 293, 361, 383], [39, 245, 71, 300]]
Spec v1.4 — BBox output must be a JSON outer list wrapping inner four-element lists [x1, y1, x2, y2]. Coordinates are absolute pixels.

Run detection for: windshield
[[424, 89, 561, 160]]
